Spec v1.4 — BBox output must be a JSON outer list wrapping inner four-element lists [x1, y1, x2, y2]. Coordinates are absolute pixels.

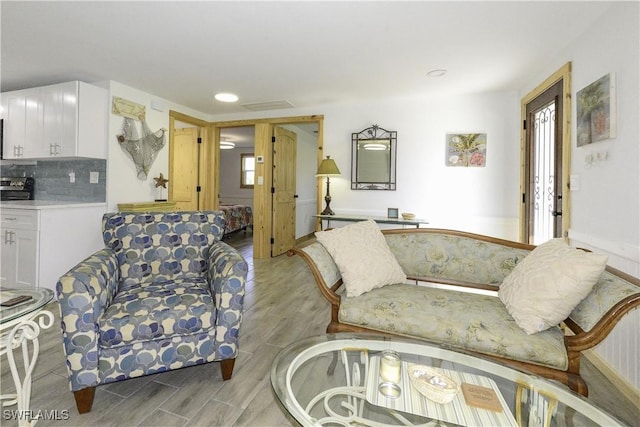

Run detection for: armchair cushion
[[98, 277, 215, 348]]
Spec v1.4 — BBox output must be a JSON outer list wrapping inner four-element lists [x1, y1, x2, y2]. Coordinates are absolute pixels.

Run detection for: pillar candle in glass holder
[[379, 350, 401, 383]]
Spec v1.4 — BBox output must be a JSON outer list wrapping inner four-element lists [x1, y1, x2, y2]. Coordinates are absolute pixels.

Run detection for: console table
[[117, 201, 177, 212], [315, 214, 428, 230]]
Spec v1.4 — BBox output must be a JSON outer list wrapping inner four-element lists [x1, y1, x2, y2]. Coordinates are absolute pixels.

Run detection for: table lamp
[[317, 156, 341, 215]]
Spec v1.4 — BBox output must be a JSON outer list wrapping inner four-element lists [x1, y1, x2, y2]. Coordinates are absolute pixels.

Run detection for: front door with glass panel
[[524, 80, 563, 245]]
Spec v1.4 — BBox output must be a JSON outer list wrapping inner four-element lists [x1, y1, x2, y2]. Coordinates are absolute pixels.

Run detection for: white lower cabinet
[[0, 205, 106, 290], [1, 210, 38, 288], [5, 228, 39, 288]]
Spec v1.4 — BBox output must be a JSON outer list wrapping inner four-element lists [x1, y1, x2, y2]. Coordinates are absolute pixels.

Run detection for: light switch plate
[[570, 174, 580, 191]]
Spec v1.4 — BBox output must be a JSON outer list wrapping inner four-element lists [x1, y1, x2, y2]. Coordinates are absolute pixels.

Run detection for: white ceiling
[[2, 1, 613, 117]]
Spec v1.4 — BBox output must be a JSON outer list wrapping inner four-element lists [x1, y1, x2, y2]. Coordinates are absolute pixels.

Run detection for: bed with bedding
[[220, 204, 253, 235]]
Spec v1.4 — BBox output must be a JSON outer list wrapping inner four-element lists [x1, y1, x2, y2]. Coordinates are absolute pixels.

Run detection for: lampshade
[[317, 156, 341, 176]]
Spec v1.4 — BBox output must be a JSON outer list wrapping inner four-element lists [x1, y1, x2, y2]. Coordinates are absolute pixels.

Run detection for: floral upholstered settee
[[295, 227, 640, 397], [56, 211, 248, 413]]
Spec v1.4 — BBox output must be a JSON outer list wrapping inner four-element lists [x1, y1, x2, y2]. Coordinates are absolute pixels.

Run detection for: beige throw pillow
[[315, 220, 407, 297], [498, 238, 608, 335]]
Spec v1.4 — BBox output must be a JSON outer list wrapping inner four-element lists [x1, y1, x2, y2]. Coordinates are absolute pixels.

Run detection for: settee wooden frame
[[294, 228, 640, 397]]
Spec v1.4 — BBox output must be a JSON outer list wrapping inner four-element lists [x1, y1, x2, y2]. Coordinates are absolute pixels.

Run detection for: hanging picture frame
[[576, 73, 616, 146], [446, 133, 487, 167]]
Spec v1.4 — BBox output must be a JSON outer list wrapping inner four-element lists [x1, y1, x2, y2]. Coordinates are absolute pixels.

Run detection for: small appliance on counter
[[0, 177, 35, 201]]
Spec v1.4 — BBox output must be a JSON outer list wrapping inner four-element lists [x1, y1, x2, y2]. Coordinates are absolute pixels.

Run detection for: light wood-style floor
[[2, 231, 638, 427]]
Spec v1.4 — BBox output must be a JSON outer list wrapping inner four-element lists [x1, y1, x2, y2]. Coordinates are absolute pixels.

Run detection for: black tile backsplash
[[0, 159, 106, 202]]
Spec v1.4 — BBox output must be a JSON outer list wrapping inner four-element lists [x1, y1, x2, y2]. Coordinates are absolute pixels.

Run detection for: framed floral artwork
[[577, 73, 616, 146], [446, 133, 487, 167]]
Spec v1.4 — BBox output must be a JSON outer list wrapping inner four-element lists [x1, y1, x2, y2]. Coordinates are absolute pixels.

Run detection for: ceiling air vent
[[241, 100, 295, 111]]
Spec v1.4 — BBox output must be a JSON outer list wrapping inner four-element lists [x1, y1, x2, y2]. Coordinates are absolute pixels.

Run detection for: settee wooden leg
[[220, 358, 236, 380], [567, 374, 588, 397], [73, 387, 95, 414]]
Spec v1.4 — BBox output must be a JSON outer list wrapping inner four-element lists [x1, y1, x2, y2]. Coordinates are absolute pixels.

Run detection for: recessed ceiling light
[[214, 92, 239, 103], [427, 69, 448, 78]]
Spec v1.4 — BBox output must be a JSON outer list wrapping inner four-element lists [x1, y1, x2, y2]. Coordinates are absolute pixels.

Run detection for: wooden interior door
[[271, 126, 297, 256], [169, 127, 200, 210]]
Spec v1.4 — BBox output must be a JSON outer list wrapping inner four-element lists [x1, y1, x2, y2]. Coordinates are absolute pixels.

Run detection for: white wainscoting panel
[[568, 229, 640, 391], [296, 198, 317, 239]]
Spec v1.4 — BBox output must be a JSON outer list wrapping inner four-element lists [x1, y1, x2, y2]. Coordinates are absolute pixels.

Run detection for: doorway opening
[[520, 63, 571, 244], [219, 125, 255, 217], [212, 116, 324, 259]]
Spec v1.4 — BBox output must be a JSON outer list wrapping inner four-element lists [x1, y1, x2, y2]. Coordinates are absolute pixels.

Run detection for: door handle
[[294, 194, 299, 198], [551, 211, 562, 217]]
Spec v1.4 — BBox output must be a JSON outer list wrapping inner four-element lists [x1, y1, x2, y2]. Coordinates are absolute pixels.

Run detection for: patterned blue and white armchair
[[56, 211, 248, 414]]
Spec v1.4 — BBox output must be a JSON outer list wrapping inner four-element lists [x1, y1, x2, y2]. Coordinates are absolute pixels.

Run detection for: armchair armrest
[[56, 248, 119, 391], [208, 241, 248, 359]]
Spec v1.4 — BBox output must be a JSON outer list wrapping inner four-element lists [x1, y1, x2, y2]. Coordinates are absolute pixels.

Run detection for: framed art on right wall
[[577, 73, 616, 146]]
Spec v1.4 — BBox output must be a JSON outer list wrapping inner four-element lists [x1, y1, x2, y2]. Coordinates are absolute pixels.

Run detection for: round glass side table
[[1, 288, 55, 427]]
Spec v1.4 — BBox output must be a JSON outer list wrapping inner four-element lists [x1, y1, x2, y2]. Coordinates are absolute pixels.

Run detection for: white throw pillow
[[315, 220, 407, 297], [498, 238, 608, 335]]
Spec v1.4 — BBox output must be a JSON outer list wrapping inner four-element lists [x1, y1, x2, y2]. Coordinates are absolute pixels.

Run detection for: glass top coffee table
[[271, 334, 623, 426]]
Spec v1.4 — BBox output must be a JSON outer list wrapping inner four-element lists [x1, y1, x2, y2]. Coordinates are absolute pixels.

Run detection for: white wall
[[103, 81, 210, 211], [519, 2, 639, 390], [324, 92, 520, 239]]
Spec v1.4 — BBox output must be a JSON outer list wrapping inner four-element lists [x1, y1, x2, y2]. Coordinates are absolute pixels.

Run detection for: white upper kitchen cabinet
[[1, 89, 42, 158], [1, 81, 108, 159]]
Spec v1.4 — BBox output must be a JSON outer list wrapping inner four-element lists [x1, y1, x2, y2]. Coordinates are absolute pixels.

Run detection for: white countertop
[[0, 200, 107, 210]]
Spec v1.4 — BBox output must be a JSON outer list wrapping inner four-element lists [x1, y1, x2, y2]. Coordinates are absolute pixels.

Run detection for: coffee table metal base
[[1, 289, 55, 427]]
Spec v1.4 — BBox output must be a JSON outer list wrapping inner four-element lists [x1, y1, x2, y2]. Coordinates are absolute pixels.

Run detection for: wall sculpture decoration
[[117, 117, 166, 179]]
